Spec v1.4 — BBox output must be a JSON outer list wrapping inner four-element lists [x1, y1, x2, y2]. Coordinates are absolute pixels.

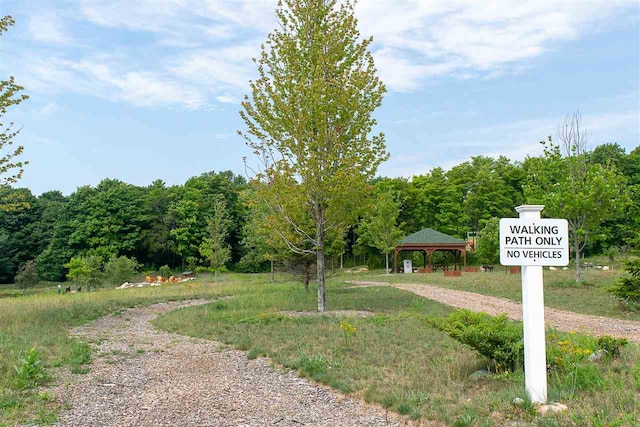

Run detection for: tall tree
[[0, 16, 29, 210], [240, 0, 387, 311], [358, 191, 404, 273], [199, 198, 231, 283], [476, 217, 500, 265]]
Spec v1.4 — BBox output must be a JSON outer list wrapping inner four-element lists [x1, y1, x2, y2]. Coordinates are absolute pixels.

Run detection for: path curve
[[348, 281, 640, 342], [50, 300, 410, 427]]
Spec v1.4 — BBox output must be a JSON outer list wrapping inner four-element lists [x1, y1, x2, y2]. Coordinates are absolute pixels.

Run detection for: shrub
[[15, 260, 38, 292], [430, 310, 523, 372], [607, 259, 640, 310], [595, 336, 628, 358], [158, 265, 172, 279], [104, 255, 140, 287]]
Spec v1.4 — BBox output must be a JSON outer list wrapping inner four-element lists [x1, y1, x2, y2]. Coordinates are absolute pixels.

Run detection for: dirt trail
[[348, 281, 640, 342], [49, 300, 411, 427]]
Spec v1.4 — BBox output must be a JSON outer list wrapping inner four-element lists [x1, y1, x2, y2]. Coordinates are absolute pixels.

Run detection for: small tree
[[15, 260, 38, 293], [199, 198, 231, 283], [104, 255, 139, 287], [607, 259, 640, 311], [358, 191, 404, 273], [64, 255, 103, 291], [476, 217, 500, 265], [524, 112, 627, 282], [64, 257, 90, 290]]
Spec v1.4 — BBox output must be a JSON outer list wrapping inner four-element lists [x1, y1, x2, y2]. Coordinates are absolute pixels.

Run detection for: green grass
[[154, 277, 640, 426], [1, 271, 638, 425], [352, 267, 638, 321], [0, 277, 228, 425]]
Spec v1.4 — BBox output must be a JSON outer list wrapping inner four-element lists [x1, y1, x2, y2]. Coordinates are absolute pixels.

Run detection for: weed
[[66, 340, 92, 366], [453, 411, 476, 427], [396, 401, 412, 415], [13, 348, 48, 390], [136, 349, 145, 355], [338, 320, 357, 337], [70, 367, 90, 375], [0, 392, 20, 410], [38, 391, 55, 402], [36, 408, 58, 425], [595, 336, 628, 358], [246, 348, 263, 360], [296, 354, 329, 379]]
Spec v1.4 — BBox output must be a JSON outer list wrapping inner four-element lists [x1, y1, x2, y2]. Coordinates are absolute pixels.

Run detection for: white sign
[[403, 259, 412, 274], [499, 218, 569, 266]]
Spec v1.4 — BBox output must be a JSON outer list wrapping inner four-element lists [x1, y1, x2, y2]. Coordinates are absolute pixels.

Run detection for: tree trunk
[[385, 252, 389, 274], [340, 253, 343, 269], [316, 221, 326, 312], [304, 268, 310, 293], [270, 259, 274, 282], [574, 232, 581, 283]]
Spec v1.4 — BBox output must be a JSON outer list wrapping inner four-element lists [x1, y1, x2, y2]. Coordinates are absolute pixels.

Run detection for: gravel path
[[50, 300, 409, 427], [348, 281, 640, 342]]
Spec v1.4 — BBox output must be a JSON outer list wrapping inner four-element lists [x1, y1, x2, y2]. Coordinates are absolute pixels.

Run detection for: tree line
[[0, 142, 636, 284]]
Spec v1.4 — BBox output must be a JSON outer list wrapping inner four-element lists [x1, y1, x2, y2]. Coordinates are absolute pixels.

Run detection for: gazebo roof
[[400, 228, 466, 245]]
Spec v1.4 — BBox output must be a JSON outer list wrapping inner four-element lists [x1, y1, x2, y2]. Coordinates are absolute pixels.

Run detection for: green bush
[[430, 310, 523, 372], [158, 265, 172, 279], [104, 255, 140, 287], [595, 336, 628, 358], [607, 259, 640, 310]]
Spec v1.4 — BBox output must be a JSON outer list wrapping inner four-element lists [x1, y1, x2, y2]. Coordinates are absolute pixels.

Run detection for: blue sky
[[1, 0, 638, 195]]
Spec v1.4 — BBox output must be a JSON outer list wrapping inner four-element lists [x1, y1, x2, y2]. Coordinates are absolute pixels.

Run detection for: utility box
[[403, 259, 412, 274]]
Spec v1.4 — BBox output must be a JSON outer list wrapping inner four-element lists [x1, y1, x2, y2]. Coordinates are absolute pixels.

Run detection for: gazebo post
[[428, 250, 433, 273], [393, 247, 398, 273], [422, 251, 427, 269], [463, 250, 467, 270]]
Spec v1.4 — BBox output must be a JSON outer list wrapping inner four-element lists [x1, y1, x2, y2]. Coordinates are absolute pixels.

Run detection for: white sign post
[[499, 205, 569, 404]]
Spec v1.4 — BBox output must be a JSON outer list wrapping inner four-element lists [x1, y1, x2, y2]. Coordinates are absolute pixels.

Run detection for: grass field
[[353, 266, 639, 321], [1, 270, 638, 426], [0, 280, 224, 425], [153, 277, 639, 426]]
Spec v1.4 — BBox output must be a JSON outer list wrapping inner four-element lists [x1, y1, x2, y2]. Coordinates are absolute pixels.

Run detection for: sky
[[1, 0, 638, 196]]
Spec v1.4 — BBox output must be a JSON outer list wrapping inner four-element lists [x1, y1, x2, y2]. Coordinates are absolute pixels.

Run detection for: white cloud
[[16, 55, 208, 110], [356, 0, 638, 90], [11, 0, 638, 108], [37, 101, 59, 116], [216, 95, 241, 104], [168, 42, 260, 91], [28, 12, 72, 45]]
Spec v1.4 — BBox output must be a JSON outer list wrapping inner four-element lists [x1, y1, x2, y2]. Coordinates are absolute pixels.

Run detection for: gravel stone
[[392, 283, 640, 341], [47, 300, 417, 427]]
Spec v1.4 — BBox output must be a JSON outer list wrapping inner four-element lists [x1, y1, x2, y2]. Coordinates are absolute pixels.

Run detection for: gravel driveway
[[348, 281, 640, 341], [50, 300, 409, 427]]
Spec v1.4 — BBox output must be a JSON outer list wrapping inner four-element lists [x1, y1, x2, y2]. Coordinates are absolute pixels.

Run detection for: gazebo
[[393, 228, 467, 273]]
